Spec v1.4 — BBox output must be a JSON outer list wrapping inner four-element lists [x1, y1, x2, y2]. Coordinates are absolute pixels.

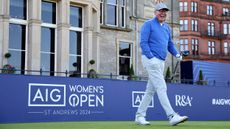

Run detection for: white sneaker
[[135, 116, 150, 125], [169, 113, 188, 126]]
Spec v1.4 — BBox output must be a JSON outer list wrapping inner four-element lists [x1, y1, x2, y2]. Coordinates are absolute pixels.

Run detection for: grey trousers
[[136, 56, 175, 118]]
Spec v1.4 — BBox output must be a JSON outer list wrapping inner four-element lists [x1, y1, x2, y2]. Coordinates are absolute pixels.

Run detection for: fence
[[1, 68, 230, 87]]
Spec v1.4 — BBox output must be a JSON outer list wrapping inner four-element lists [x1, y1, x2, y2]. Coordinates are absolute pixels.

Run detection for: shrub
[[4, 53, 11, 59], [87, 69, 97, 78], [2, 64, 16, 74], [89, 60, 95, 65]]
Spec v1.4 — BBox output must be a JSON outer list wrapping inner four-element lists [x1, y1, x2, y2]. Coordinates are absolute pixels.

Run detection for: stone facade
[[99, 0, 180, 78], [0, 0, 180, 79]]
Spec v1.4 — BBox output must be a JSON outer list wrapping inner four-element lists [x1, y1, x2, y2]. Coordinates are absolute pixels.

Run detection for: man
[[135, 2, 188, 126]]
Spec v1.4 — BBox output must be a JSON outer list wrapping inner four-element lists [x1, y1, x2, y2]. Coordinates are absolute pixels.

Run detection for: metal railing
[[0, 68, 148, 81], [1, 68, 230, 87]]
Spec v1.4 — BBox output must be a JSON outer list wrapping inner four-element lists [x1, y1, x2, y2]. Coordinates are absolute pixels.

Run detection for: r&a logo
[[175, 94, 193, 107]]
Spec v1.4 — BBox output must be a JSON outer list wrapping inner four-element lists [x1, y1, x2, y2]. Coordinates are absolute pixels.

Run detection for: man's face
[[155, 9, 168, 23]]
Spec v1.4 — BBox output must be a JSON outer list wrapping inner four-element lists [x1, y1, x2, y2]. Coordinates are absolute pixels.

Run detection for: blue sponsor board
[[0, 74, 230, 123]]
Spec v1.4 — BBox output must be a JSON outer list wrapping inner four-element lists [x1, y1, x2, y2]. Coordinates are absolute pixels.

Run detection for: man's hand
[[176, 54, 183, 61]]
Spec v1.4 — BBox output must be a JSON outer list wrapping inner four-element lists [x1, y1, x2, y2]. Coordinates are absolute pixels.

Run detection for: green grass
[[0, 121, 230, 129]]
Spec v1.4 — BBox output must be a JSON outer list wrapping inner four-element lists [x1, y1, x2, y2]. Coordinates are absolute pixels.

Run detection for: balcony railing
[[187, 53, 230, 60], [1, 69, 230, 87], [201, 0, 230, 3], [200, 31, 228, 39], [0, 68, 149, 81]]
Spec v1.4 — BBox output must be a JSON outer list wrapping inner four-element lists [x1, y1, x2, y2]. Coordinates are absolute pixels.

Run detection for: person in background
[[135, 2, 188, 126]]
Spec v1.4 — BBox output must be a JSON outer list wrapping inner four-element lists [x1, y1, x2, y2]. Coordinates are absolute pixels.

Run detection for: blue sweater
[[140, 17, 179, 60]]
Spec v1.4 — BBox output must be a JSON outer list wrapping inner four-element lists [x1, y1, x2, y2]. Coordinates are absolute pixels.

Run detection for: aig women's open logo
[[28, 83, 66, 107]]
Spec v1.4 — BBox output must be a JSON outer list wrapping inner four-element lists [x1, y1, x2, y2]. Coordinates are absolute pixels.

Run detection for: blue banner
[[0, 74, 230, 123]]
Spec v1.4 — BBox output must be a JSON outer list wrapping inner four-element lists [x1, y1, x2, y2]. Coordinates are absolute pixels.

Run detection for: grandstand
[[181, 61, 230, 87]]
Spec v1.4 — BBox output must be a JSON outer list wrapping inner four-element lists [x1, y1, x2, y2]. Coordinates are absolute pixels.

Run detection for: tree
[[128, 64, 137, 80], [197, 70, 207, 85], [165, 67, 171, 83], [199, 70, 203, 81]]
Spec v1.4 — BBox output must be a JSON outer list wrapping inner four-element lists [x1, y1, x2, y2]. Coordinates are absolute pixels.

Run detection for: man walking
[[135, 2, 188, 126]]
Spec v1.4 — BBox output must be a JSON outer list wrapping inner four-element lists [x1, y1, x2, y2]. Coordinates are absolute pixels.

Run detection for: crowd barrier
[[0, 74, 230, 123]]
